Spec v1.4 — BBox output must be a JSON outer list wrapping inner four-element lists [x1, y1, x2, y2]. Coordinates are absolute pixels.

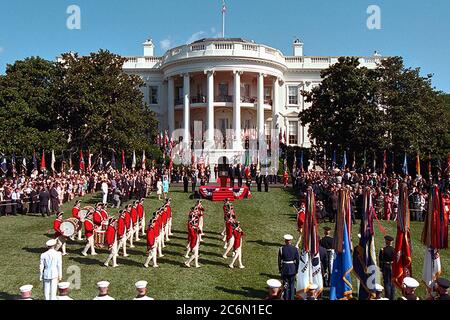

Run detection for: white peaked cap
[[403, 277, 419, 288], [58, 282, 71, 290], [46, 239, 57, 247], [375, 284, 384, 292], [97, 281, 110, 288], [309, 283, 319, 290], [266, 279, 282, 289], [20, 285, 33, 293], [135, 281, 148, 289], [283, 234, 294, 241]]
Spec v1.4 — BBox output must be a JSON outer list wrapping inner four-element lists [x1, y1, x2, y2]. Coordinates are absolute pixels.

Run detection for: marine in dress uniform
[[81, 211, 97, 256], [53, 212, 67, 256], [379, 235, 395, 300], [319, 227, 334, 287], [19, 285, 33, 300], [434, 278, 450, 300], [278, 234, 300, 300], [144, 218, 158, 268], [104, 218, 119, 268], [72, 200, 83, 240], [56, 282, 73, 300], [93, 281, 115, 300], [263, 279, 283, 300], [133, 281, 154, 300], [399, 277, 420, 300], [40, 239, 62, 300], [229, 223, 245, 269]]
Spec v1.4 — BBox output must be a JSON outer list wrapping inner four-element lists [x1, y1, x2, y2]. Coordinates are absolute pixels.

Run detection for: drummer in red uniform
[[144, 218, 158, 268], [161, 205, 168, 244], [156, 209, 165, 257], [131, 201, 140, 242], [53, 212, 67, 256], [72, 200, 83, 240], [229, 222, 245, 269], [93, 203, 104, 228], [100, 204, 109, 223], [153, 211, 162, 258], [104, 218, 119, 268], [81, 210, 97, 256]]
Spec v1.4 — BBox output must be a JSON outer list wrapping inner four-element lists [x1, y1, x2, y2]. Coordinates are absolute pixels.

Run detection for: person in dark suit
[[256, 172, 262, 192], [183, 173, 189, 193], [263, 173, 269, 192], [319, 227, 334, 287], [330, 189, 339, 223], [236, 165, 243, 188], [228, 166, 235, 188], [39, 187, 50, 217], [191, 173, 197, 193], [278, 234, 300, 300], [50, 184, 59, 214]]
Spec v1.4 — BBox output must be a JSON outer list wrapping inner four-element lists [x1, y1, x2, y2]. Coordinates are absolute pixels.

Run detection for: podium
[[219, 171, 228, 188]]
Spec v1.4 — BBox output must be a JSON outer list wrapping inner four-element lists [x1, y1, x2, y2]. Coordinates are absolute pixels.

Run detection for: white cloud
[[0, 47, 4, 54], [160, 38, 173, 51], [186, 31, 207, 44]]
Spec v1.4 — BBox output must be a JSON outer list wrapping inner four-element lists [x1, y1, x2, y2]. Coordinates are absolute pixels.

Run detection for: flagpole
[[222, 0, 226, 38]]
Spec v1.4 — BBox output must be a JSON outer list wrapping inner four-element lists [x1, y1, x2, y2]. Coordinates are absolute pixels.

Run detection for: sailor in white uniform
[[93, 281, 115, 300], [39, 239, 62, 300], [372, 283, 389, 300], [19, 285, 33, 300], [133, 280, 154, 300], [56, 282, 73, 300]]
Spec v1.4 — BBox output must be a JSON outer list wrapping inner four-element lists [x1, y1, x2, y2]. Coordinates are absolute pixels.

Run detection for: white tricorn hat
[[266, 279, 282, 289], [403, 277, 419, 288], [58, 282, 71, 290], [19, 284, 33, 293], [135, 281, 148, 289], [46, 239, 57, 247], [97, 281, 110, 288], [283, 234, 294, 241]]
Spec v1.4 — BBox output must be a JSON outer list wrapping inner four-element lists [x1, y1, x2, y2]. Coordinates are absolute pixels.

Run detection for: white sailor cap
[[135, 281, 148, 289], [58, 282, 71, 290], [97, 281, 110, 288], [19, 285, 33, 293], [309, 284, 319, 290], [374, 284, 384, 292], [266, 279, 282, 289], [46, 239, 57, 247], [403, 277, 419, 288], [283, 234, 294, 241]]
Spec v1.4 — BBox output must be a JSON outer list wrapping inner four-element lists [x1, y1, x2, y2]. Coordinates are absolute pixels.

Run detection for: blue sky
[[0, 0, 449, 92]]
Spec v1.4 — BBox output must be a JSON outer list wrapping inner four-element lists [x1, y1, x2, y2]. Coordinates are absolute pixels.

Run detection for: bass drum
[[60, 218, 80, 237]]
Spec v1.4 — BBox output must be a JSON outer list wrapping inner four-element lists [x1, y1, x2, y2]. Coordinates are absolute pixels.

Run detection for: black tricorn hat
[[384, 235, 394, 242]]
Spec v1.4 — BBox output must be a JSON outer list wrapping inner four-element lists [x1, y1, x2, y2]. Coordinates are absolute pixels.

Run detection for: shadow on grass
[[22, 247, 45, 254], [215, 286, 266, 299], [259, 272, 280, 279], [0, 292, 18, 300], [69, 257, 102, 266], [247, 240, 281, 248]]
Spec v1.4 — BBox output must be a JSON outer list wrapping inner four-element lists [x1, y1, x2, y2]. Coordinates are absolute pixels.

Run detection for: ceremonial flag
[[296, 188, 323, 298], [141, 150, 146, 170], [332, 150, 336, 170], [383, 150, 387, 174], [330, 189, 353, 300], [22, 156, 27, 173], [121, 150, 125, 171], [79, 150, 85, 172], [132, 150, 136, 169], [352, 152, 356, 170], [244, 149, 249, 167], [87, 148, 92, 172], [422, 248, 441, 289], [51, 150, 56, 172], [341, 151, 347, 170], [32, 152, 38, 170], [372, 151, 376, 173], [69, 153, 73, 170], [363, 150, 367, 170], [111, 152, 116, 169], [99, 156, 104, 171], [299, 150, 304, 172], [11, 153, 17, 176], [0, 156, 7, 174], [40, 150, 46, 172], [402, 153, 408, 176], [352, 188, 379, 300], [392, 183, 412, 289], [416, 152, 421, 177], [428, 153, 432, 179]]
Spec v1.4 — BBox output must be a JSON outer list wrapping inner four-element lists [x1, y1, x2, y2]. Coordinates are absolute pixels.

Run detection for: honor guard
[[133, 281, 154, 300], [229, 223, 245, 269], [56, 282, 73, 300], [19, 285, 33, 300], [81, 211, 97, 256], [131, 201, 140, 242], [53, 212, 67, 256], [72, 200, 83, 240], [93, 203, 104, 228], [156, 209, 165, 257], [39, 239, 62, 300], [278, 234, 300, 300], [144, 218, 158, 268], [370, 284, 388, 300], [264, 279, 283, 300], [305, 283, 319, 300], [379, 235, 395, 300], [400, 277, 420, 300], [434, 278, 450, 300], [104, 218, 119, 268], [93, 281, 115, 300], [319, 226, 334, 287]]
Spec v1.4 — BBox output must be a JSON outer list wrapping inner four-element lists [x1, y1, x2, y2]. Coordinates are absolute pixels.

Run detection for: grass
[[0, 187, 448, 300]]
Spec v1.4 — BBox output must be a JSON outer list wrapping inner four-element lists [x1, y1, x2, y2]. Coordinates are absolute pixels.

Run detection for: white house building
[[123, 37, 381, 165]]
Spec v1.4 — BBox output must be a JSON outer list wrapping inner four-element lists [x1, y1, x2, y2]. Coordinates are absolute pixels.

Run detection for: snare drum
[[60, 218, 81, 237], [94, 229, 106, 248]]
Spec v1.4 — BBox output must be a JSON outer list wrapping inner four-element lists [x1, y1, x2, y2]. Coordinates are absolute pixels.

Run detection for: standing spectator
[[11, 187, 21, 215], [39, 187, 50, 217], [50, 184, 60, 214], [101, 180, 108, 204], [156, 178, 163, 200], [162, 176, 169, 200]]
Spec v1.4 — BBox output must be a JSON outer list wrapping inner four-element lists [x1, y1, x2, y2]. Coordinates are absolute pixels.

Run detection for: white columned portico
[[205, 70, 215, 144], [233, 70, 242, 149], [167, 77, 175, 135], [257, 73, 265, 146], [183, 73, 190, 143]]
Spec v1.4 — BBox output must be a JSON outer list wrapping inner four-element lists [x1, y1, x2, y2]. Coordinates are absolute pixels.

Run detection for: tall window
[[288, 86, 298, 105], [149, 86, 158, 104], [240, 84, 250, 98], [289, 121, 298, 145], [176, 87, 183, 104], [219, 83, 228, 96], [264, 87, 272, 101], [265, 121, 272, 147]]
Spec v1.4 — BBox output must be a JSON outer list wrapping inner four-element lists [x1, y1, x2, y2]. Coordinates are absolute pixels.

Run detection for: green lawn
[[0, 187, 448, 300]]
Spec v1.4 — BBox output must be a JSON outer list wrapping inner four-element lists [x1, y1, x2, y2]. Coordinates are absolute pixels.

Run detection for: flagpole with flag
[[142, 150, 146, 170], [416, 152, 421, 178], [11, 153, 17, 177], [0, 155, 7, 176], [121, 150, 125, 172], [402, 152, 409, 176], [22, 156, 27, 175], [51, 150, 56, 173], [87, 148, 92, 173], [40, 150, 46, 173], [383, 150, 387, 174], [32, 151, 38, 171], [132, 150, 136, 170], [341, 150, 347, 170], [79, 150, 85, 173], [221, 0, 227, 38], [332, 150, 336, 170]]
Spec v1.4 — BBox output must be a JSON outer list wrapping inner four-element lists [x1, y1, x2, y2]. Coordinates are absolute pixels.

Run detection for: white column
[[168, 77, 175, 135], [206, 70, 215, 143], [183, 74, 190, 143], [257, 73, 265, 146], [233, 70, 242, 149], [272, 78, 280, 130]]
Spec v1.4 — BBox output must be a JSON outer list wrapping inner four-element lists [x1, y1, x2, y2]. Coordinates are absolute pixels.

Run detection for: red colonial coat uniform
[[384, 195, 393, 220], [162, 208, 168, 226], [72, 206, 80, 219], [283, 172, 289, 185], [84, 219, 94, 238], [53, 218, 63, 238], [166, 205, 171, 220], [225, 219, 234, 242], [105, 224, 116, 248], [131, 207, 138, 225], [154, 218, 161, 239], [137, 203, 144, 221], [233, 229, 244, 250], [297, 208, 306, 230], [189, 225, 200, 249], [100, 209, 109, 221], [117, 216, 126, 240], [146, 225, 156, 250], [93, 210, 103, 227], [124, 210, 131, 230]]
